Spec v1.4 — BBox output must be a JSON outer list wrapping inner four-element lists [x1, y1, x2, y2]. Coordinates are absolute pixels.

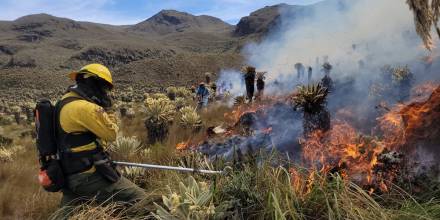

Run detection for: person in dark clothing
[[308, 66, 313, 83], [196, 82, 210, 109], [256, 72, 266, 101], [55, 63, 147, 219], [295, 63, 305, 79], [205, 72, 212, 84], [321, 74, 334, 92], [243, 66, 256, 103], [210, 83, 217, 97]]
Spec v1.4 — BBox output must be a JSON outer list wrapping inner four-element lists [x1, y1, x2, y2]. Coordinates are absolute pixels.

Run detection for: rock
[[0, 45, 20, 55], [59, 39, 82, 50], [4, 55, 36, 68], [16, 34, 42, 42], [72, 46, 169, 67], [213, 126, 226, 134]]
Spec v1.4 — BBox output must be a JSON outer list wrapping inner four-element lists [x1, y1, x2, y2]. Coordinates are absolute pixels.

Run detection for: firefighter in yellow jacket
[[57, 64, 146, 212]]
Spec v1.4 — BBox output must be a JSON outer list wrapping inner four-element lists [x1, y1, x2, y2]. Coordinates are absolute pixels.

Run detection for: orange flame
[[302, 121, 385, 185], [218, 83, 439, 192], [379, 82, 439, 151], [176, 141, 190, 150]]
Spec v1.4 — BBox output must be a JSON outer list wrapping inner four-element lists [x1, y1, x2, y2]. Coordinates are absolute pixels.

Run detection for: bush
[[144, 98, 176, 143], [166, 86, 177, 100], [179, 106, 202, 131], [0, 147, 14, 162], [108, 136, 142, 160], [215, 166, 264, 217], [153, 176, 218, 220], [175, 87, 192, 98]]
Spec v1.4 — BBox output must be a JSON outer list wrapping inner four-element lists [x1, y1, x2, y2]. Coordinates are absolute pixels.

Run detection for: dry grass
[[1, 103, 440, 220], [0, 132, 60, 219]]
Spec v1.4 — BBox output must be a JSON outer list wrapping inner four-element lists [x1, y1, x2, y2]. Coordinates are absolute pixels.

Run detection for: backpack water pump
[[34, 99, 65, 192]]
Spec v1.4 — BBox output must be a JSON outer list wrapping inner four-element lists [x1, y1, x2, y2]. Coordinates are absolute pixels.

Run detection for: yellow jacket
[[59, 91, 118, 172]]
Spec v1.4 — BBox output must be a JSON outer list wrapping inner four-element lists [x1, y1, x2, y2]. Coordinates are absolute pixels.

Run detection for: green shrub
[[175, 87, 193, 98], [153, 176, 217, 220], [215, 166, 264, 217], [173, 97, 187, 110], [179, 106, 202, 131], [166, 86, 177, 100], [144, 98, 176, 143], [108, 136, 142, 159], [150, 93, 169, 100]]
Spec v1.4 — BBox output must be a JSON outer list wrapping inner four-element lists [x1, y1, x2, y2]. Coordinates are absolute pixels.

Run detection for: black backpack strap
[[54, 96, 102, 175], [54, 97, 91, 151]]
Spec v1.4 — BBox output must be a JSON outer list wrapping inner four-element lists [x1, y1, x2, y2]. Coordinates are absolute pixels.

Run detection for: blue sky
[[0, 0, 322, 25]]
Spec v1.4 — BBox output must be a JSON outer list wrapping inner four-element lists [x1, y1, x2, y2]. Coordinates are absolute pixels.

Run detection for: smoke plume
[[243, 0, 438, 93], [209, 0, 440, 167]]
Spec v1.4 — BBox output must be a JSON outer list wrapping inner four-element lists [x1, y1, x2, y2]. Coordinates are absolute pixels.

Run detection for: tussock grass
[[1, 104, 439, 220]]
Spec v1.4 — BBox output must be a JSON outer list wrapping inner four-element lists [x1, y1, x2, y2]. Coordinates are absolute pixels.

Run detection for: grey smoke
[[243, 0, 437, 93]]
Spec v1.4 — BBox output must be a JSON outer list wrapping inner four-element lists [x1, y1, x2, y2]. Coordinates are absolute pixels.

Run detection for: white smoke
[[216, 69, 245, 97], [243, 0, 435, 94]]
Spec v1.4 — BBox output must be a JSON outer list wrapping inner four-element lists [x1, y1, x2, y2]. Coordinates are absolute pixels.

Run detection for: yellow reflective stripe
[[70, 142, 96, 153]]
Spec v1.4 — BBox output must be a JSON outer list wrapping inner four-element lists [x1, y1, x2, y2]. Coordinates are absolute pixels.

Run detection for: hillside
[[0, 13, 241, 97], [0, 1, 340, 99]]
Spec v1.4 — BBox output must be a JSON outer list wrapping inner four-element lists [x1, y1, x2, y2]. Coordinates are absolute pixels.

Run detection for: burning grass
[[301, 121, 384, 185]]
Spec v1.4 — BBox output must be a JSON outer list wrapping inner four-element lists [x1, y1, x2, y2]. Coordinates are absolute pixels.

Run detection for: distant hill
[[234, 4, 290, 37], [131, 10, 233, 35], [234, 0, 352, 38]]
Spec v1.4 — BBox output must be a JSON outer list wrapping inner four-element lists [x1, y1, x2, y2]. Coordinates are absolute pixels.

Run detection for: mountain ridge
[[130, 9, 233, 35]]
